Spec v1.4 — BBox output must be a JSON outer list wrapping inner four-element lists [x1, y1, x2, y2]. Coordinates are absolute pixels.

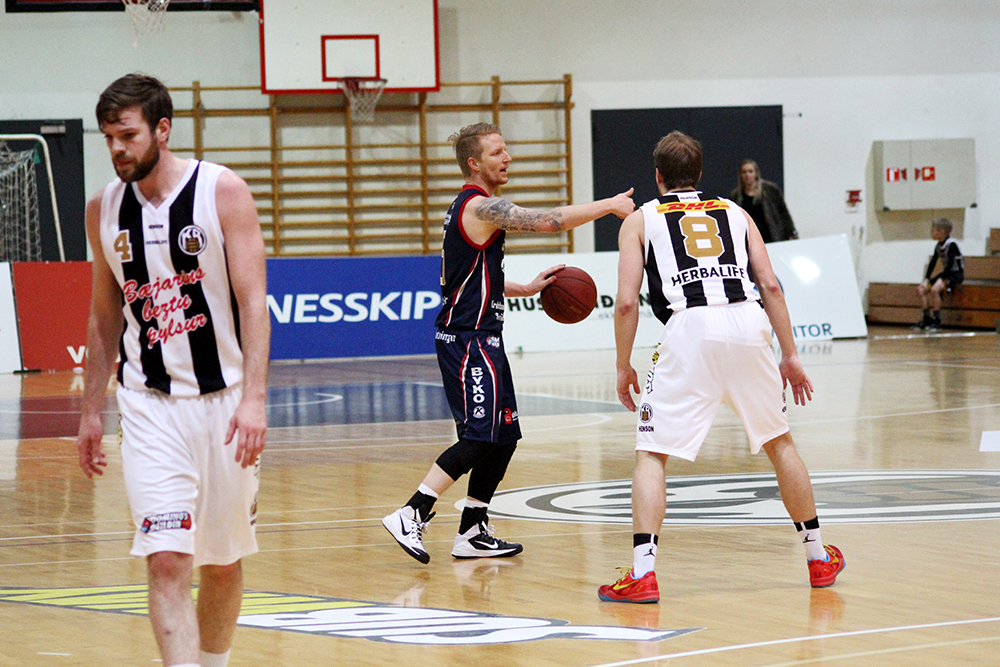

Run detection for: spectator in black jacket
[[729, 160, 798, 243]]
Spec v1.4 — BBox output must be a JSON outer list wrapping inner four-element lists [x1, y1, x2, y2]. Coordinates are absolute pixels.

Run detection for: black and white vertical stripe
[[101, 160, 244, 397], [643, 192, 759, 324]]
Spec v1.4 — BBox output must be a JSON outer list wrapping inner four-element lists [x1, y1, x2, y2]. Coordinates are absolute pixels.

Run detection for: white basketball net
[[122, 0, 170, 39], [342, 78, 387, 123]]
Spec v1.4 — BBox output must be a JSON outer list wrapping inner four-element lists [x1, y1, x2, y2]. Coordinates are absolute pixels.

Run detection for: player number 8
[[680, 214, 724, 258]]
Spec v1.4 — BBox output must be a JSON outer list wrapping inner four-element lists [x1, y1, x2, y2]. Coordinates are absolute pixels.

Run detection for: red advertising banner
[[12, 262, 92, 371]]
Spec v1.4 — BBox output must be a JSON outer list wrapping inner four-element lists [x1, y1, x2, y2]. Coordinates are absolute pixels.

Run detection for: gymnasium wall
[[0, 1, 996, 293]]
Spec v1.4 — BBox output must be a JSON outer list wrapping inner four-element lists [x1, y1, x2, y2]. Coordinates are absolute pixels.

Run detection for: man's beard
[[116, 142, 160, 183]]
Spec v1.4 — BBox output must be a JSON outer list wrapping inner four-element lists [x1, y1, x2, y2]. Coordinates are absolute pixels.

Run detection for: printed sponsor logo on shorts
[[435, 331, 456, 343], [140, 511, 192, 533], [473, 406, 486, 419], [504, 408, 517, 424], [638, 403, 654, 432], [486, 335, 501, 348]]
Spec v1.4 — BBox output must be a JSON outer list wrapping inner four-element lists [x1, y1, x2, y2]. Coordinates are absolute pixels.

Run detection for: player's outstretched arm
[[744, 209, 814, 405], [614, 211, 645, 412], [473, 188, 635, 234], [76, 190, 123, 478], [505, 264, 565, 298], [217, 170, 270, 468]]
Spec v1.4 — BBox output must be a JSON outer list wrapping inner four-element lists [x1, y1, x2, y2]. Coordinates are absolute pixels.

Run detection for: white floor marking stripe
[[586, 616, 1000, 667]]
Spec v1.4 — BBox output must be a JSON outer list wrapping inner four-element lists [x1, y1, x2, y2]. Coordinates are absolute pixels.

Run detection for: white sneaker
[[451, 522, 523, 559], [383, 506, 434, 564]]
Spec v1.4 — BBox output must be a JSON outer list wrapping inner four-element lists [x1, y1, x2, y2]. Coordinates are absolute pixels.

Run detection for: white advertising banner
[[765, 234, 868, 341], [0, 264, 22, 373], [503, 233, 866, 353]]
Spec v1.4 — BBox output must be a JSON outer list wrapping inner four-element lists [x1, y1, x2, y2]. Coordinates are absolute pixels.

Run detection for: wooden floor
[[3, 324, 1000, 666]]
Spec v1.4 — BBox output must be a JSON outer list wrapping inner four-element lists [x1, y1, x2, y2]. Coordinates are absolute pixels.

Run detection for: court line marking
[[586, 616, 1000, 667], [755, 634, 1000, 667]]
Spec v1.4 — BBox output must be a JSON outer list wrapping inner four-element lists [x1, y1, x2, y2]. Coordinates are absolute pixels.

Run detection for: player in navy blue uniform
[[384, 122, 634, 563]]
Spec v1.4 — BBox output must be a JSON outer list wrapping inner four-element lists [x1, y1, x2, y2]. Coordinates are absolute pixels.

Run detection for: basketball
[[539, 266, 598, 324]]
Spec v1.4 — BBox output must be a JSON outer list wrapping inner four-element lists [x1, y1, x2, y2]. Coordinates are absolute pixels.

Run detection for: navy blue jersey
[[435, 186, 506, 332]]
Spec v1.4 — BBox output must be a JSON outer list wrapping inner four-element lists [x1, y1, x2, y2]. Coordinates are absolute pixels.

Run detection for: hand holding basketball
[[539, 266, 598, 324]]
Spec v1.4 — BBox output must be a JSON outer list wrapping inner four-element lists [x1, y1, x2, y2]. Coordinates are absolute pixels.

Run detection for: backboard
[[5, 1, 257, 10], [259, 0, 440, 95]]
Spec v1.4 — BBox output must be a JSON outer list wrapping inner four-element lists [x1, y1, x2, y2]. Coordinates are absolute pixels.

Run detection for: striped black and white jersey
[[99, 160, 243, 397], [642, 190, 759, 324], [926, 236, 964, 283], [435, 186, 506, 332]]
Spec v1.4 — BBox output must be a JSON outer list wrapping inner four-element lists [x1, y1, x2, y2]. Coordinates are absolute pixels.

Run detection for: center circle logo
[[483, 470, 1000, 526]]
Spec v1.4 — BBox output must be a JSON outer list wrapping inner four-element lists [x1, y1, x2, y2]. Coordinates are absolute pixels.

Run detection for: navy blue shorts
[[435, 328, 521, 445]]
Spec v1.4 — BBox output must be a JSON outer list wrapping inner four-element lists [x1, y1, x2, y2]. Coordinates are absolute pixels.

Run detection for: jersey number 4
[[679, 214, 724, 259], [114, 230, 133, 262]]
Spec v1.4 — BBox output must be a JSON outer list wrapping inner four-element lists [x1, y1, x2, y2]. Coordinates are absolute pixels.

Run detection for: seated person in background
[[729, 159, 798, 243], [917, 217, 964, 330]]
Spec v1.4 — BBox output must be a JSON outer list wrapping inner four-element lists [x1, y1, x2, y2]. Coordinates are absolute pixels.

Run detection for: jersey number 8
[[679, 214, 724, 259]]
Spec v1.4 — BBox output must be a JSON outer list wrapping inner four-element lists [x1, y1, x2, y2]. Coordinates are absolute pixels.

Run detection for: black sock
[[459, 506, 488, 534], [406, 491, 437, 520], [633, 533, 659, 547], [794, 516, 821, 531]]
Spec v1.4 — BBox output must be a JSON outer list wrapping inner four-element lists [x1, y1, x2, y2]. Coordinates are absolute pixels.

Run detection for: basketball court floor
[[2, 324, 1000, 666]]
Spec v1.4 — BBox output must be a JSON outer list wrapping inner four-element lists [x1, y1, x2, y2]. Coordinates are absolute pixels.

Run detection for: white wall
[[2, 0, 997, 296]]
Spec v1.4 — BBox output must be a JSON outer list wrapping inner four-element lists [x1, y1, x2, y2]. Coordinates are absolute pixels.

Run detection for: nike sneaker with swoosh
[[383, 506, 435, 564], [808, 544, 846, 588], [451, 522, 523, 559], [598, 568, 659, 603]]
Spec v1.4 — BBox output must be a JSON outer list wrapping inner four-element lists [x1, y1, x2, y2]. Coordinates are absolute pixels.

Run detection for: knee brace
[[467, 441, 518, 504], [435, 439, 494, 480]]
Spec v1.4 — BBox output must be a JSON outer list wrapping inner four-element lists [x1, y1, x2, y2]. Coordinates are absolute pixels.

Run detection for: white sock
[[417, 483, 439, 498], [199, 649, 231, 667], [798, 526, 827, 561], [633, 541, 657, 578]]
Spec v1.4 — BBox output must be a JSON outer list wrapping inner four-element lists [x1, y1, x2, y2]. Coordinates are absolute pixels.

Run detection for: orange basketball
[[539, 266, 598, 324]]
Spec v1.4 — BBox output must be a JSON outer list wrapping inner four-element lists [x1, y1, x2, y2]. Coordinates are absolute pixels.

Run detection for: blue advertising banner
[[266, 256, 442, 360]]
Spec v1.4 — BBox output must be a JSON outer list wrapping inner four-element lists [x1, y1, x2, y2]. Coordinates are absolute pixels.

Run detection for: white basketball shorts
[[635, 301, 789, 461], [117, 384, 260, 567]]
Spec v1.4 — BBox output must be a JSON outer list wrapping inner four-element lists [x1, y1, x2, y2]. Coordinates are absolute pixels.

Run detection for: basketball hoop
[[341, 78, 387, 123], [121, 0, 170, 41]]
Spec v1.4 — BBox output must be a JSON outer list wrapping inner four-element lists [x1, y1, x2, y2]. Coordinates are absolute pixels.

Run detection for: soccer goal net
[[0, 143, 42, 262], [0, 135, 63, 262]]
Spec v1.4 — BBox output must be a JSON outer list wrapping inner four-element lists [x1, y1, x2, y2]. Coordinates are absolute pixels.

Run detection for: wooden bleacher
[[867, 253, 1000, 329]]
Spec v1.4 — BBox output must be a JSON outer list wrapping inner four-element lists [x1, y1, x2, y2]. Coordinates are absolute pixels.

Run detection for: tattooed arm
[[464, 188, 635, 242]]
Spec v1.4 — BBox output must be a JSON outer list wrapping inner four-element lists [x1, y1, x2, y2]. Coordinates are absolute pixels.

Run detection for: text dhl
[[267, 291, 442, 324], [656, 200, 729, 214]]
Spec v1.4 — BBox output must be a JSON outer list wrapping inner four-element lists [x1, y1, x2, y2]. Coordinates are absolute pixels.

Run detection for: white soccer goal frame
[[0, 134, 64, 262]]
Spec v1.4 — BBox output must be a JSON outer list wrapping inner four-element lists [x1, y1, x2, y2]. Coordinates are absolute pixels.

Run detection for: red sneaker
[[809, 544, 846, 588], [598, 568, 659, 603]]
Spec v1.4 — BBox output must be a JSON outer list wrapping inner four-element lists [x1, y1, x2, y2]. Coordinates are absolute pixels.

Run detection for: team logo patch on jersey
[[140, 511, 192, 533], [656, 200, 728, 214], [178, 225, 207, 256]]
